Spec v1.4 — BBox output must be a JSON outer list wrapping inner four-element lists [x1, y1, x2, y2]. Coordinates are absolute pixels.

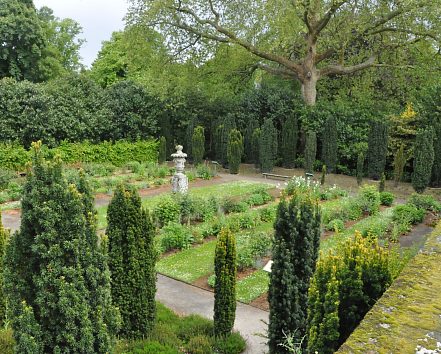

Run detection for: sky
[[33, 0, 129, 67]]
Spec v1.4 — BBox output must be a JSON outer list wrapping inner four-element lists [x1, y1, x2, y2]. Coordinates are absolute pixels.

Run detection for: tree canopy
[[128, 0, 441, 105]]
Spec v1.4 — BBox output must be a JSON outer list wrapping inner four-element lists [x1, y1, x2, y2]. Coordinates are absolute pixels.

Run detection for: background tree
[[0, 219, 8, 327], [227, 129, 244, 174], [281, 114, 298, 168], [192, 126, 205, 165], [244, 118, 259, 163], [129, 0, 441, 105], [393, 145, 406, 187], [268, 194, 321, 351], [0, 0, 46, 81], [322, 116, 338, 173], [214, 228, 237, 337], [304, 131, 317, 174], [217, 115, 236, 166], [367, 121, 388, 180], [259, 119, 278, 173], [3, 142, 113, 352], [158, 136, 167, 163], [107, 184, 157, 338], [356, 152, 364, 186], [431, 119, 441, 187], [251, 127, 261, 168], [412, 128, 435, 193]]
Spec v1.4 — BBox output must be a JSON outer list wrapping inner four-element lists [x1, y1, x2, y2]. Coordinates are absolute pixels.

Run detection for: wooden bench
[[262, 172, 290, 180]]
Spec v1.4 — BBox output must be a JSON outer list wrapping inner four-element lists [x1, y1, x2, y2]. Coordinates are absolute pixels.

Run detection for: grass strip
[[236, 270, 270, 303]]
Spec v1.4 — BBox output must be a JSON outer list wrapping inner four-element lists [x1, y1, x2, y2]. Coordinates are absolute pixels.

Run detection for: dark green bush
[[412, 128, 435, 193], [159, 223, 194, 252], [392, 204, 425, 225], [379, 192, 395, 206], [227, 129, 243, 174], [408, 193, 441, 212], [214, 332, 246, 354]]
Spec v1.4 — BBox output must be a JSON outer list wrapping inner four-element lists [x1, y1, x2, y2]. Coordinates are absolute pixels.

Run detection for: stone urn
[[171, 145, 188, 194]]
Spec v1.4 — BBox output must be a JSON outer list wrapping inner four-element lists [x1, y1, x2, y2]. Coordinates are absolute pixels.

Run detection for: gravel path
[[157, 274, 268, 353]]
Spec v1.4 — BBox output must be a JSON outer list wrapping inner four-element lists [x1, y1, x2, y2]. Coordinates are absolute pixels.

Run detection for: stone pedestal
[[171, 145, 188, 194]]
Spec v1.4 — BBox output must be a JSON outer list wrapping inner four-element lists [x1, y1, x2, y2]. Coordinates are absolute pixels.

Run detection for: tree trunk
[[301, 75, 318, 106]]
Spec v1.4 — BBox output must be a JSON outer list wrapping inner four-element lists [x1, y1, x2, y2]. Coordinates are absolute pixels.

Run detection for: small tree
[[244, 118, 259, 163], [192, 125, 205, 165], [356, 153, 364, 186], [259, 119, 278, 173], [367, 121, 388, 180], [158, 136, 167, 163], [268, 194, 321, 352], [321, 116, 338, 173], [304, 131, 317, 175], [214, 228, 237, 337], [217, 115, 236, 166], [281, 114, 298, 168], [227, 129, 243, 174], [251, 127, 261, 168], [393, 144, 406, 187], [412, 128, 435, 193], [379, 173, 386, 192], [107, 184, 157, 338], [320, 165, 326, 185]]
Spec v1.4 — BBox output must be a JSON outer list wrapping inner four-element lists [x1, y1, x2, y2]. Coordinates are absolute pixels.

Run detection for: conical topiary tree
[[244, 118, 259, 163], [304, 131, 317, 174], [214, 228, 237, 337], [412, 128, 435, 193], [393, 144, 406, 187], [251, 127, 261, 168], [431, 120, 441, 187], [107, 184, 157, 338], [192, 126, 205, 165], [216, 115, 236, 166], [227, 129, 244, 174], [4, 141, 118, 353], [367, 120, 388, 180], [268, 194, 321, 353], [259, 119, 278, 173], [158, 136, 167, 164], [321, 116, 338, 173], [281, 114, 298, 168]]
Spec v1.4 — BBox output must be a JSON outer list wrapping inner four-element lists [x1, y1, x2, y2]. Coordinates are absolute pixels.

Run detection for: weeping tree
[[129, 1, 441, 106], [281, 114, 298, 168]]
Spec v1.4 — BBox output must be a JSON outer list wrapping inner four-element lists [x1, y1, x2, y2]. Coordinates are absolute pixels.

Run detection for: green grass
[[156, 241, 217, 282], [236, 270, 270, 303]]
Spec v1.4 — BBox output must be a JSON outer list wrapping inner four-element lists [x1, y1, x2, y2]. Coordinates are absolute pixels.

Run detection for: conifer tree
[[412, 128, 435, 193], [367, 121, 388, 180], [259, 119, 278, 173], [244, 118, 259, 163], [4, 141, 116, 353], [0, 219, 8, 327], [214, 228, 237, 337], [227, 129, 244, 174], [268, 194, 321, 352], [107, 184, 157, 338], [251, 127, 261, 168], [431, 121, 441, 187], [281, 114, 298, 168], [321, 165, 326, 185], [304, 131, 317, 174], [185, 117, 196, 157], [393, 144, 406, 187], [321, 116, 338, 173], [379, 173, 386, 192], [216, 115, 236, 166], [356, 152, 364, 186], [192, 126, 205, 165], [158, 136, 167, 164]]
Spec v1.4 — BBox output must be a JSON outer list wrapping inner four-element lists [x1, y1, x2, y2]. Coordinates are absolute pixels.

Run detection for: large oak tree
[[128, 0, 441, 105]]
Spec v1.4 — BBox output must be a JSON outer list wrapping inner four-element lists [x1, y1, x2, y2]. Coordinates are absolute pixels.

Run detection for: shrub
[[259, 205, 277, 222], [326, 219, 345, 233], [185, 335, 213, 354], [176, 315, 214, 341], [408, 193, 441, 212], [196, 164, 214, 180], [392, 204, 425, 225], [221, 198, 248, 214], [0, 329, 13, 354], [154, 197, 181, 227], [0, 169, 15, 190], [319, 185, 348, 200], [207, 274, 216, 288], [357, 184, 381, 215], [379, 192, 395, 206], [227, 129, 244, 174], [246, 193, 265, 206], [412, 128, 435, 193], [160, 222, 194, 252], [214, 332, 246, 354], [237, 232, 272, 270]]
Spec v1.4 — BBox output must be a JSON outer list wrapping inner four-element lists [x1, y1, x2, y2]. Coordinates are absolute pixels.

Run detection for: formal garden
[[2, 0, 441, 353]]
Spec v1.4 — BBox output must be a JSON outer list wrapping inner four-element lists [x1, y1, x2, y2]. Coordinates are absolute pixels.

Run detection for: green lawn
[[156, 240, 217, 283], [236, 270, 270, 303]]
